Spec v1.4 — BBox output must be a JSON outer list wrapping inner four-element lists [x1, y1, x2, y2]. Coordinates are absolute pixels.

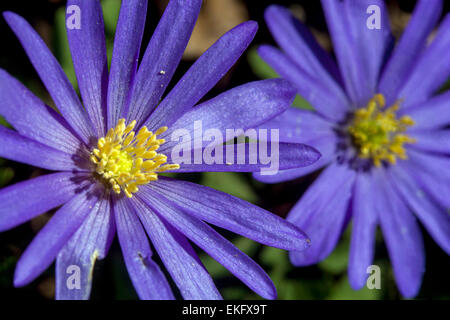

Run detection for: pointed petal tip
[[348, 272, 366, 292], [3, 11, 24, 28], [257, 44, 274, 56], [261, 283, 277, 300], [305, 145, 322, 165], [13, 263, 31, 288], [232, 20, 258, 39], [265, 4, 287, 21], [263, 78, 297, 105], [2, 10, 16, 20]]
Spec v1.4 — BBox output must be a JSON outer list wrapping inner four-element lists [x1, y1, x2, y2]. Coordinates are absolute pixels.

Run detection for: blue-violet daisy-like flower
[[255, 0, 450, 297], [0, 0, 320, 300]]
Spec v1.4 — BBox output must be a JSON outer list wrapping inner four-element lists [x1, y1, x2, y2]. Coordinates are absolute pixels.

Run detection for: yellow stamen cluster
[[348, 94, 415, 167], [90, 119, 179, 198]]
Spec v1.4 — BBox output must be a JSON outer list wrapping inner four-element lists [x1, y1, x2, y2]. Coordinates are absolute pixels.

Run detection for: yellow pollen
[[348, 94, 416, 167], [90, 119, 180, 198]]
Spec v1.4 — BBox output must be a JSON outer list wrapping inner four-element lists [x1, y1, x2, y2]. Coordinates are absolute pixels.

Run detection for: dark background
[[0, 0, 449, 300]]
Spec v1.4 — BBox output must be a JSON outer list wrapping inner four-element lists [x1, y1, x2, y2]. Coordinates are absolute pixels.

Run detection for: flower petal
[[289, 163, 356, 266], [0, 172, 88, 232], [146, 178, 310, 251], [0, 69, 82, 154], [399, 15, 450, 108], [402, 91, 450, 130], [14, 186, 103, 287], [113, 195, 174, 300], [106, 0, 147, 129], [129, 196, 222, 300], [343, 0, 392, 95], [125, 0, 201, 127], [165, 141, 320, 174], [144, 21, 258, 129], [348, 172, 378, 290], [0, 125, 86, 171], [320, 0, 371, 107], [138, 188, 277, 300], [264, 5, 344, 92], [408, 130, 450, 155], [253, 134, 336, 183], [55, 195, 115, 300], [66, 0, 108, 137], [389, 158, 450, 254], [258, 45, 349, 121], [375, 169, 425, 298], [404, 153, 450, 209], [3, 12, 95, 144], [379, 0, 443, 105], [160, 78, 298, 155], [255, 107, 335, 144]]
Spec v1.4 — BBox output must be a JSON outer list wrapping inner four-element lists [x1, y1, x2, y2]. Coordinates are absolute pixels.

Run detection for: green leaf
[[292, 94, 314, 110], [260, 246, 287, 267], [200, 172, 258, 203], [318, 242, 349, 275], [101, 0, 121, 35], [318, 224, 351, 274], [327, 275, 382, 300]]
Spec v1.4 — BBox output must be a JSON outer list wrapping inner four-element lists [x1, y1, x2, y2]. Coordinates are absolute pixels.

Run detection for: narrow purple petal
[[165, 141, 320, 174], [265, 5, 344, 92], [107, 0, 147, 129], [403, 155, 450, 209], [375, 169, 425, 298], [14, 187, 103, 287], [399, 15, 450, 108], [113, 196, 174, 300], [320, 0, 371, 107], [253, 134, 336, 183], [129, 196, 222, 300], [289, 163, 356, 266], [348, 172, 378, 290], [389, 159, 450, 254], [56, 196, 115, 300], [379, 0, 443, 105], [125, 0, 202, 127], [144, 21, 258, 129], [344, 0, 392, 95], [145, 178, 310, 251], [402, 91, 450, 130], [0, 69, 83, 154], [138, 189, 277, 300], [0, 172, 89, 232], [258, 45, 349, 121], [163, 79, 296, 147], [0, 126, 86, 171], [407, 148, 450, 180], [3, 12, 95, 144], [256, 107, 334, 144], [66, 0, 108, 137], [408, 130, 450, 155]]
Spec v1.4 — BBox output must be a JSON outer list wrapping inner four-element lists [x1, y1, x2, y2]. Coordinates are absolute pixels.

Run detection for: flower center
[[90, 119, 179, 198], [347, 94, 415, 167]]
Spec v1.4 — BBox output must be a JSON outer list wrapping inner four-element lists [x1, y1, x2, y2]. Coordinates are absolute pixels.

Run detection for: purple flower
[[255, 0, 450, 298], [0, 0, 320, 300]]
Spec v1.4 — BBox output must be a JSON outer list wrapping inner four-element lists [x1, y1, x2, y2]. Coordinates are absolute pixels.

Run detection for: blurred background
[[0, 0, 449, 300]]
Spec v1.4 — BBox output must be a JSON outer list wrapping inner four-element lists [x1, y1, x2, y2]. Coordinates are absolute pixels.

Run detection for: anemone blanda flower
[[255, 0, 450, 298], [0, 0, 321, 300]]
